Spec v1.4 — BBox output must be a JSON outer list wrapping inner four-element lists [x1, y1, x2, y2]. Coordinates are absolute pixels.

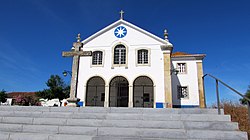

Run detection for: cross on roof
[[120, 10, 124, 19]]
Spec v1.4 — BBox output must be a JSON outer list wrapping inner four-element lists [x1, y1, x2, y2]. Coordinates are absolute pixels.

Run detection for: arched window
[[138, 49, 148, 64], [114, 45, 126, 64], [92, 51, 103, 65]]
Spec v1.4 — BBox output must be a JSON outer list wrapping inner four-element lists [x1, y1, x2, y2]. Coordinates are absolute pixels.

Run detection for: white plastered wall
[[171, 59, 201, 106], [76, 24, 166, 106]]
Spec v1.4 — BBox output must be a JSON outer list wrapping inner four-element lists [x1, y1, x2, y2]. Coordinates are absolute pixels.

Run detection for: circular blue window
[[114, 26, 127, 38]]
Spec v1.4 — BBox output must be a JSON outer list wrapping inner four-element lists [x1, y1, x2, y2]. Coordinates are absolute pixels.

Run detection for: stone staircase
[[0, 106, 247, 140]]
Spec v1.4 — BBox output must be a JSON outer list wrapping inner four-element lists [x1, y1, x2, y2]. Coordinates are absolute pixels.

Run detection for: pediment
[[81, 19, 173, 48]]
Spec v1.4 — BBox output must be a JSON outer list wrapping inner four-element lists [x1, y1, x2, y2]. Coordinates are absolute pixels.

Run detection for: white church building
[[73, 15, 206, 108]]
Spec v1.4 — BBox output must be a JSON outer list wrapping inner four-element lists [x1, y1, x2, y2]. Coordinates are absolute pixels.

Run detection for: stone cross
[[62, 33, 92, 106], [120, 10, 124, 19]]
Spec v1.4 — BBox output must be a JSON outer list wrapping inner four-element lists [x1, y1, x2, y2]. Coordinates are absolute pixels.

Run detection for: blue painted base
[[173, 105, 199, 108], [156, 102, 164, 108], [155, 103, 199, 108], [77, 101, 84, 107]]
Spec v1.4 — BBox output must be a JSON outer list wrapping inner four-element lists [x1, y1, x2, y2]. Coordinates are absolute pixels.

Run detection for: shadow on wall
[[171, 62, 181, 108]]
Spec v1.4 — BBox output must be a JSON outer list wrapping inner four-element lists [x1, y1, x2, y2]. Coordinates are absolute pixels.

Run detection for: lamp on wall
[[170, 68, 179, 75], [62, 70, 72, 77]]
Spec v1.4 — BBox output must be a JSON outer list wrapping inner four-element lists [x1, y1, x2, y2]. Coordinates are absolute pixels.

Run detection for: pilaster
[[104, 85, 109, 107], [197, 62, 206, 108], [162, 30, 173, 108], [128, 85, 133, 107], [163, 52, 173, 108]]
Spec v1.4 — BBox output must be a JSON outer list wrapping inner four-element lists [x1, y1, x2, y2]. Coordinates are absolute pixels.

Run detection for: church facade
[[75, 18, 205, 108]]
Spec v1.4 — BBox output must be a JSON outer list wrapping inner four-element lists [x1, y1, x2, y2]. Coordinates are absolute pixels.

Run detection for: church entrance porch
[[109, 76, 129, 107], [85, 76, 105, 107], [133, 76, 154, 108]]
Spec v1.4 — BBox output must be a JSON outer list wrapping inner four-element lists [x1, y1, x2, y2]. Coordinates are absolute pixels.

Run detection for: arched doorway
[[86, 76, 105, 107], [109, 76, 129, 107], [133, 76, 154, 108]]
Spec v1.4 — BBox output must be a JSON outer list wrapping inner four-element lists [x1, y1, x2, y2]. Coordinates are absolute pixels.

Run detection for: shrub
[[14, 95, 39, 106], [220, 101, 250, 138]]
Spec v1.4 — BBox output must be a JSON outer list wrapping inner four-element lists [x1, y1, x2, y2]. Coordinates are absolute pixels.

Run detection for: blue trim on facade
[[156, 102, 164, 108], [77, 101, 84, 107], [173, 105, 199, 108]]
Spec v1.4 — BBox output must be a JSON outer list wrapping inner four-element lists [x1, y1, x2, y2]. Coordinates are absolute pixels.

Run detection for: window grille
[[177, 63, 186, 73], [92, 51, 103, 65], [114, 45, 126, 64], [138, 49, 148, 64], [177, 86, 189, 99]]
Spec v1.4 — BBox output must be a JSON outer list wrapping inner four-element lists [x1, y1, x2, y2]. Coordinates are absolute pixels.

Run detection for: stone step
[[0, 106, 246, 139], [105, 113, 230, 122], [0, 111, 231, 122], [0, 106, 223, 114], [0, 132, 210, 140], [0, 117, 238, 130], [0, 128, 247, 140]]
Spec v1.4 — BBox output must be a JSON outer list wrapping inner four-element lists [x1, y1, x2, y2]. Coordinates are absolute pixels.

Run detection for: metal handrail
[[203, 74, 250, 120]]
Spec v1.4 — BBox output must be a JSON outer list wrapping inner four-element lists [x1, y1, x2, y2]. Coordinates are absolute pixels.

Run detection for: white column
[[82, 85, 86, 107], [153, 86, 156, 108], [104, 85, 109, 107], [128, 85, 133, 107]]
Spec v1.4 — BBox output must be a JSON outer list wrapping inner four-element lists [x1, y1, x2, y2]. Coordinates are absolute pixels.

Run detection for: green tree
[[0, 90, 7, 103], [36, 75, 70, 100], [240, 86, 250, 105]]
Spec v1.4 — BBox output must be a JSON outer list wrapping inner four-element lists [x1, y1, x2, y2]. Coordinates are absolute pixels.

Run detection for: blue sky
[[0, 0, 249, 105]]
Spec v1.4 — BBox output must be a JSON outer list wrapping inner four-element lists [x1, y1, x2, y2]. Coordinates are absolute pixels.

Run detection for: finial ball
[[76, 33, 81, 43], [164, 29, 169, 41]]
